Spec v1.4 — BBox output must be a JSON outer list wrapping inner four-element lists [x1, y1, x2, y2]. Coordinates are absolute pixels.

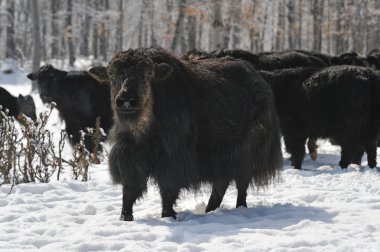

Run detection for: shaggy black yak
[[0, 86, 36, 122], [27, 65, 112, 152], [89, 48, 282, 221], [262, 66, 379, 169]]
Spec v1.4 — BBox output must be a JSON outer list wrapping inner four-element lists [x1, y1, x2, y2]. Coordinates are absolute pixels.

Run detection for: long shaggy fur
[[100, 48, 282, 220], [27, 65, 113, 151]]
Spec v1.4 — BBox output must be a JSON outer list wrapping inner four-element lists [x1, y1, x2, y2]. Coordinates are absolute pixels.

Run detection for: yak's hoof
[[309, 151, 317, 161], [120, 213, 134, 221], [368, 161, 376, 169], [162, 209, 177, 219], [205, 204, 218, 213], [236, 202, 247, 208], [339, 161, 348, 169]]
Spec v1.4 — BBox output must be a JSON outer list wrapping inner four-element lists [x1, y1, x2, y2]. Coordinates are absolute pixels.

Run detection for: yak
[[182, 49, 330, 165], [27, 65, 113, 152], [330, 51, 370, 67], [367, 49, 380, 69], [89, 47, 283, 221], [261, 65, 379, 169], [0, 86, 37, 122], [182, 48, 328, 70]]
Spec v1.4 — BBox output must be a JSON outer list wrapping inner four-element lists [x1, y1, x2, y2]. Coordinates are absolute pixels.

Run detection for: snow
[[1, 65, 380, 251]]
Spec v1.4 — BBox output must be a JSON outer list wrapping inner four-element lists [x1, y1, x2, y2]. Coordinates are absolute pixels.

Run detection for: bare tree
[[31, 0, 41, 91], [227, 0, 242, 49], [5, 0, 16, 59], [50, 0, 60, 59], [212, 0, 223, 50], [287, 0, 296, 49], [335, 0, 346, 54], [171, 0, 187, 54], [275, 0, 286, 50], [66, 0, 75, 66], [187, 5, 197, 50], [312, 0, 324, 51]]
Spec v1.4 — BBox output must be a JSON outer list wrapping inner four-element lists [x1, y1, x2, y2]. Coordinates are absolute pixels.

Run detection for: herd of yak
[[1, 47, 380, 221]]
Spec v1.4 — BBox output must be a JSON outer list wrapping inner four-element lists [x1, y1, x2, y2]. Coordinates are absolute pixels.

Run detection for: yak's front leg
[[121, 184, 146, 221], [205, 180, 230, 213], [159, 185, 181, 219]]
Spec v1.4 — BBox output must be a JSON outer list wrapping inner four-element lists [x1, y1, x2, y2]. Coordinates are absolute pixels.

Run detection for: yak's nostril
[[116, 98, 125, 108], [128, 98, 137, 107]]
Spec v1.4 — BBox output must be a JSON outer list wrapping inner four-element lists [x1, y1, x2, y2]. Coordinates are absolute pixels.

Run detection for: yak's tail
[[251, 81, 283, 189]]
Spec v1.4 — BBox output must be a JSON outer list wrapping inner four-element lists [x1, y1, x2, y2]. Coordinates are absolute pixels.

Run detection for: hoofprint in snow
[[0, 63, 379, 251]]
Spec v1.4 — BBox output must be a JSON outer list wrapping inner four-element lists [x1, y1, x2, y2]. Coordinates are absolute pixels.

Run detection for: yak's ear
[[330, 56, 339, 65], [88, 66, 109, 82], [27, 73, 37, 81], [367, 56, 377, 66], [25, 95, 34, 102], [18, 94, 25, 100], [154, 63, 173, 81]]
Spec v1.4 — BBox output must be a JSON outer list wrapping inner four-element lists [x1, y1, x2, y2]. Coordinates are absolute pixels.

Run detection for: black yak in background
[[330, 51, 370, 67], [367, 49, 380, 69], [183, 49, 329, 166], [261, 65, 379, 169], [182, 49, 329, 70], [0, 86, 37, 122], [27, 65, 113, 152], [89, 48, 283, 221]]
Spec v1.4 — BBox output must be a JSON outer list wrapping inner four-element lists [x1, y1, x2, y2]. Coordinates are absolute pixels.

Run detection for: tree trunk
[[351, 0, 363, 53], [188, 14, 197, 50], [5, 0, 16, 59], [275, 0, 286, 50], [148, 0, 156, 47], [229, 0, 242, 49], [50, 0, 59, 59], [31, 0, 41, 91], [81, 7, 91, 57], [212, 0, 223, 50], [115, 0, 124, 52], [171, 0, 187, 54], [287, 0, 296, 49], [335, 0, 345, 54], [298, 0, 303, 49], [92, 1, 99, 60], [99, 0, 108, 61], [312, 0, 324, 51], [137, 1, 145, 48], [66, 0, 75, 66]]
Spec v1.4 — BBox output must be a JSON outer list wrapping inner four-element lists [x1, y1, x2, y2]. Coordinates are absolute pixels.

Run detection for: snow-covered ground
[[0, 64, 379, 251]]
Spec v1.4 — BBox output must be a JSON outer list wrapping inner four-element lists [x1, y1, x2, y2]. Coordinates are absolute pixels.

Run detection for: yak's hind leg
[[353, 149, 364, 166], [235, 177, 250, 208], [205, 180, 230, 213], [283, 134, 307, 169], [339, 142, 361, 169], [307, 138, 318, 161], [364, 139, 377, 168], [121, 183, 147, 221]]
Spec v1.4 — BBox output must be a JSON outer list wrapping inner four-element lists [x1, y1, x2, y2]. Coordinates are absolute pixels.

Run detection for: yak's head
[[27, 65, 68, 104], [17, 94, 37, 121], [330, 51, 369, 67], [89, 49, 173, 131], [367, 49, 380, 69]]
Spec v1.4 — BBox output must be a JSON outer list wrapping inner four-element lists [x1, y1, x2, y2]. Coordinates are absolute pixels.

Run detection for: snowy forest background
[[1, 0, 380, 68]]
